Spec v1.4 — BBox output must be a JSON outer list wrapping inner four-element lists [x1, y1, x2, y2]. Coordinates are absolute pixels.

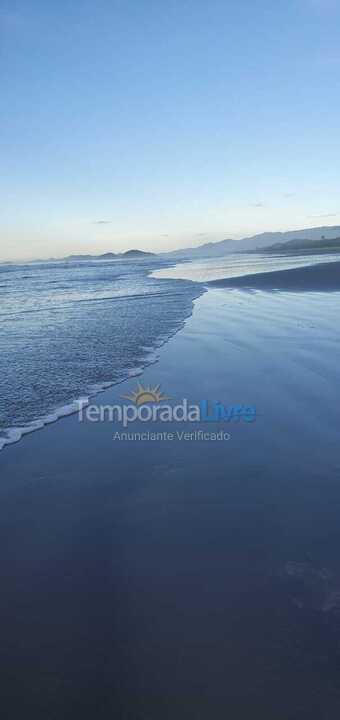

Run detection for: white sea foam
[[0, 320, 189, 452], [0, 397, 91, 451], [0, 258, 203, 453]]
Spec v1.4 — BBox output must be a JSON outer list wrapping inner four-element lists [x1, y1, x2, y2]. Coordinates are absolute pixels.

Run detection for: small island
[[65, 249, 156, 261]]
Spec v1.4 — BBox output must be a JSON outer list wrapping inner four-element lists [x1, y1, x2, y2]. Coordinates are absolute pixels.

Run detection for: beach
[[208, 258, 340, 291], [1, 260, 340, 718]]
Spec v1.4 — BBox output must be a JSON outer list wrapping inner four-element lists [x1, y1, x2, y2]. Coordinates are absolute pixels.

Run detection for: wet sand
[[1, 284, 340, 718], [208, 259, 340, 291]]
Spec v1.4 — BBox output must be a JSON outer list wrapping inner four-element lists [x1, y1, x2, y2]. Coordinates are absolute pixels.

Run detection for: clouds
[[309, 211, 340, 218], [249, 194, 296, 208], [92, 220, 112, 225]]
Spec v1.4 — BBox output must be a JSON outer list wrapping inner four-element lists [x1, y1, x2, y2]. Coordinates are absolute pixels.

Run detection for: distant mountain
[[162, 239, 237, 258], [163, 226, 340, 259], [65, 249, 155, 261], [122, 249, 155, 257], [254, 236, 340, 254], [21, 226, 340, 265]]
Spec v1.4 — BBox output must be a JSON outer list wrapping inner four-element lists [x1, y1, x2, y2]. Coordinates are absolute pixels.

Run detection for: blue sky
[[1, 0, 340, 260]]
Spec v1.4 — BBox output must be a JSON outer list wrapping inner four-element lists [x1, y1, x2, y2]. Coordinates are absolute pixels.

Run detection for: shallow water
[[153, 251, 340, 282], [2, 252, 339, 452], [1, 287, 340, 717], [0, 257, 202, 449]]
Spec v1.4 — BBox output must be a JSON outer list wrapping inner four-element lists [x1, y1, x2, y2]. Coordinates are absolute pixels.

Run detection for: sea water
[[0, 257, 202, 450]]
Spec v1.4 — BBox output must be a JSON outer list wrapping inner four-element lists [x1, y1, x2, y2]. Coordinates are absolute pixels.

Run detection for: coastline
[[1, 281, 340, 716], [2, 257, 338, 454], [0, 271, 204, 453], [0, 256, 203, 454], [208, 258, 340, 291]]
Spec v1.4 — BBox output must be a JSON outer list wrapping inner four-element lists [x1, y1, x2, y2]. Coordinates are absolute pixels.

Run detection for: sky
[[1, 0, 340, 261]]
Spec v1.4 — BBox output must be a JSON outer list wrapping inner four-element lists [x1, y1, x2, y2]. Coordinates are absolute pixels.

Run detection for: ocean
[[1, 253, 340, 717], [1, 251, 339, 451], [0, 256, 202, 450]]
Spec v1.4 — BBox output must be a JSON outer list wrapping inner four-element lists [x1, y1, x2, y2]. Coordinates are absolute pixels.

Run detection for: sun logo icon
[[121, 383, 170, 406]]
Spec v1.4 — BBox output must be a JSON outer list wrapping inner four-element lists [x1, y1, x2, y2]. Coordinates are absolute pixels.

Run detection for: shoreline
[[208, 258, 340, 291], [2, 257, 340, 453], [0, 274, 204, 453], [1, 279, 340, 716]]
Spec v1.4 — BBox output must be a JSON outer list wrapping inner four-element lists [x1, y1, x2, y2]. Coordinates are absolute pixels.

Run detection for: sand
[[0, 282, 340, 718], [208, 258, 340, 291]]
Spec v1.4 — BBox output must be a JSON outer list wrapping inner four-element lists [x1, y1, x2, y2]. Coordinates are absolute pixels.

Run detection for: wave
[[0, 368, 148, 452], [0, 282, 203, 452]]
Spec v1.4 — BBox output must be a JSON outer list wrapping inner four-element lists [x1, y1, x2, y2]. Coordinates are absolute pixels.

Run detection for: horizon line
[[1, 222, 340, 264]]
